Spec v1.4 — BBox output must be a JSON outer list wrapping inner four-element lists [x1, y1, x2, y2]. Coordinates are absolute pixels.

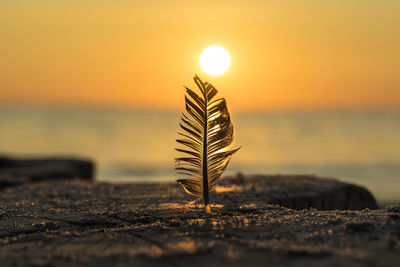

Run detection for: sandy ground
[[0, 175, 398, 266]]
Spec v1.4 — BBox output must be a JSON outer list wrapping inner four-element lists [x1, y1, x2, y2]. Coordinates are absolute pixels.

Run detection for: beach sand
[[0, 175, 399, 266]]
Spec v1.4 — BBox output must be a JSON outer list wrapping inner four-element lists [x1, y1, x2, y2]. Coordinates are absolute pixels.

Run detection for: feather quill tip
[[205, 204, 211, 214]]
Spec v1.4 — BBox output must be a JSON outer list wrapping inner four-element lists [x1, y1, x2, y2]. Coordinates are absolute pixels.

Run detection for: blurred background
[[1, 1, 399, 204]]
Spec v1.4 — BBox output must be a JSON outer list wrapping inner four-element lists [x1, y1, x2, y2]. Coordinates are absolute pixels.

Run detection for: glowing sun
[[200, 45, 230, 76]]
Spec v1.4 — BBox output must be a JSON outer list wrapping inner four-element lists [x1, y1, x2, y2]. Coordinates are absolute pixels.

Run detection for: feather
[[175, 75, 240, 213]]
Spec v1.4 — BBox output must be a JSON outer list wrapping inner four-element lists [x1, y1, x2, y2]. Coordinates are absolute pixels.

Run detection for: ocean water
[[0, 108, 399, 205]]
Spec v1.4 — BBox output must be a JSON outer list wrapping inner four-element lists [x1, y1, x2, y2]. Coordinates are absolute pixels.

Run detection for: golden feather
[[175, 75, 240, 212]]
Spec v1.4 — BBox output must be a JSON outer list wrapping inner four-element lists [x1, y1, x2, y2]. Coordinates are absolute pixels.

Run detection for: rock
[[219, 174, 378, 210], [0, 156, 95, 189], [0, 179, 397, 267]]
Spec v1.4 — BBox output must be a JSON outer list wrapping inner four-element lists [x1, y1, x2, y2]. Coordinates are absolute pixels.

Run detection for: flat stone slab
[[220, 174, 378, 210], [0, 176, 397, 266], [0, 156, 95, 189]]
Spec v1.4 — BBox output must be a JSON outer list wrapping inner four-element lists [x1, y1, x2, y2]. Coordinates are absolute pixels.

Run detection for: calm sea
[[0, 108, 399, 205]]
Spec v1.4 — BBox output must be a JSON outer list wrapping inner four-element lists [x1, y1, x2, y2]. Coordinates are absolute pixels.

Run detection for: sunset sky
[[0, 1, 399, 111]]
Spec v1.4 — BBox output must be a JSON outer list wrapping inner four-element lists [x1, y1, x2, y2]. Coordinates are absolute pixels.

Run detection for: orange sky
[[0, 1, 399, 111]]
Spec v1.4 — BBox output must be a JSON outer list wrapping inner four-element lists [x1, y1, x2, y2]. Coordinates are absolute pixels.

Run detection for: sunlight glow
[[200, 45, 230, 76]]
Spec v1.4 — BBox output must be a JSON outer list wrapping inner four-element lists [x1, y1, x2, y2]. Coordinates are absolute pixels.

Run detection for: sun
[[200, 45, 230, 76]]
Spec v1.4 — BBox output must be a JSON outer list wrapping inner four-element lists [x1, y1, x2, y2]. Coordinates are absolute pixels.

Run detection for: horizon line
[[1, 102, 400, 114]]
